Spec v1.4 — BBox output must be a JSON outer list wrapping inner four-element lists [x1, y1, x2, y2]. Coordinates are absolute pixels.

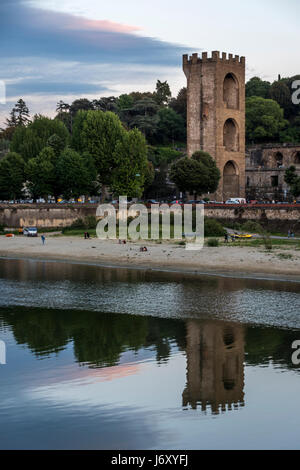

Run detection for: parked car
[[147, 199, 159, 204], [225, 198, 246, 204], [23, 227, 38, 237], [170, 200, 183, 205]]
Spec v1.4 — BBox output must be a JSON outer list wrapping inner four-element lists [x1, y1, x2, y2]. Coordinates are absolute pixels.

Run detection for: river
[[0, 258, 299, 449]]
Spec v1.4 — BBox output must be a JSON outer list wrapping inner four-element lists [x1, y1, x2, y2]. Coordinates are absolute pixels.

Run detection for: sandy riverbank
[[0, 234, 299, 280]]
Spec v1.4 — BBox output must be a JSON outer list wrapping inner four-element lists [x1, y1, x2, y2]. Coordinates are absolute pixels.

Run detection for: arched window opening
[[224, 119, 239, 152], [223, 73, 239, 109]]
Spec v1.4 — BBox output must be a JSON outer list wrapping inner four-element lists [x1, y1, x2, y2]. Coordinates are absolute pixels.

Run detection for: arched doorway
[[223, 73, 239, 109], [223, 119, 239, 152], [223, 161, 239, 199], [293, 151, 300, 165], [274, 152, 283, 168]]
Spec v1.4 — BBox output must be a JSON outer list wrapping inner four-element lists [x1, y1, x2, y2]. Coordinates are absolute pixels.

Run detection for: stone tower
[[183, 51, 246, 201]]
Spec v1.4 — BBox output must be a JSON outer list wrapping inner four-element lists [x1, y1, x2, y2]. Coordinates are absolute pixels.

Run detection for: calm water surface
[[0, 258, 299, 449]]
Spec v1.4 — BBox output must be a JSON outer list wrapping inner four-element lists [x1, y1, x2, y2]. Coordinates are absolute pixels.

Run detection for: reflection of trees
[[0, 307, 186, 368], [245, 327, 300, 371], [182, 321, 245, 413]]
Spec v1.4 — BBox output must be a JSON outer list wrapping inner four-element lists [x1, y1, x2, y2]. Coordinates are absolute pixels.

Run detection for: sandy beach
[[0, 234, 299, 280]]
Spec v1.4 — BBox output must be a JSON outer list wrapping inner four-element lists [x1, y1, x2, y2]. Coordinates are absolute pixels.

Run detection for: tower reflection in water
[[182, 320, 245, 414]]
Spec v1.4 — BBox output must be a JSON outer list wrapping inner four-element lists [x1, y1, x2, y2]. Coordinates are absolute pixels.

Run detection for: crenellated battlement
[[183, 51, 245, 66]]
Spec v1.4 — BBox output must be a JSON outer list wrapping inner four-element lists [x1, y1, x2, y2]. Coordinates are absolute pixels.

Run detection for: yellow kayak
[[233, 234, 253, 239]]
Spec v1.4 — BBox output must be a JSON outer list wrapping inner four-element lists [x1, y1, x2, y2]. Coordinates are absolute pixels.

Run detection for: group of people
[[288, 230, 295, 238]]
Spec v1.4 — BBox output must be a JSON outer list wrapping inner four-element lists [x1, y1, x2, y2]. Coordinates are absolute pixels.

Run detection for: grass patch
[[277, 253, 293, 260]]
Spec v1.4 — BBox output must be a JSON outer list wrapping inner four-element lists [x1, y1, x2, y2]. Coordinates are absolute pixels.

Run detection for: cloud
[[0, 0, 190, 125], [6, 80, 109, 97], [0, 0, 187, 65]]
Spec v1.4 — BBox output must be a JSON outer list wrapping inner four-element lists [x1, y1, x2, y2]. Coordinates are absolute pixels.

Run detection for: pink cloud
[[75, 18, 141, 34]]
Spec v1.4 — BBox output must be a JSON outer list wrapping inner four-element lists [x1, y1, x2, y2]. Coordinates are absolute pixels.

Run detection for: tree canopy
[[170, 151, 220, 197]]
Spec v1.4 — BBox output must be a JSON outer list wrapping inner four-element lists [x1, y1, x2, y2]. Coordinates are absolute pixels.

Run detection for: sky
[[0, 0, 299, 126]]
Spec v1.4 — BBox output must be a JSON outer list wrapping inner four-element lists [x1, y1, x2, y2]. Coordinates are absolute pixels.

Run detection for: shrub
[[84, 215, 97, 229], [261, 231, 272, 250], [62, 216, 97, 233], [204, 218, 225, 237], [207, 238, 219, 247]]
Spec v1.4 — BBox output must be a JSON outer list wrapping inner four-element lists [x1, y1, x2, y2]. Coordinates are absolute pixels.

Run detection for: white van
[[225, 198, 246, 205]]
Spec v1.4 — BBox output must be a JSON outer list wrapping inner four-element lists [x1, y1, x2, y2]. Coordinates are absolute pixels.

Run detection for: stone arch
[[223, 73, 239, 109], [274, 151, 284, 168], [223, 160, 239, 199], [223, 119, 239, 152], [263, 151, 284, 168], [293, 151, 300, 165]]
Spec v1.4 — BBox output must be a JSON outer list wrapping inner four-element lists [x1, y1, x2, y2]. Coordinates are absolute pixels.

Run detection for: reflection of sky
[[0, 325, 300, 449]]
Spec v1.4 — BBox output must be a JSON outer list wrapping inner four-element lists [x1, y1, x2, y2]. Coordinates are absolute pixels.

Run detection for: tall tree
[[80, 110, 126, 200], [26, 147, 56, 200], [6, 99, 31, 127], [246, 77, 271, 99], [56, 148, 96, 200], [154, 80, 172, 106], [156, 108, 186, 145], [246, 96, 288, 143], [169, 87, 187, 121], [111, 128, 148, 197], [11, 115, 69, 161], [0, 152, 25, 201]]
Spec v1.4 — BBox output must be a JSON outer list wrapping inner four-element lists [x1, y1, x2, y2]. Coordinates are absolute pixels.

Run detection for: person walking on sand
[[224, 233, 229, 243], [41, 235, 45, 245]]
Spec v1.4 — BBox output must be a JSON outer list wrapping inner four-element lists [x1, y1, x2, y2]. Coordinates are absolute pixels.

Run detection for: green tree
[[26, 147, 55, 200], [47, 133, 65, 157], [11, 115, 69, 161], [156, 108, 186, 144], [154, 80, 172, 106], [69, 98, 94, 116], [284, 165, 300, 197], [246, 77, 271, 99], [92, 97, 117, 113], [71, 110, 89, 153], [56, 148, 96, 200], [246, 96, 288, 143], [6, 99, 31, 127], [0, 152, 25, 201], [170, 151, 220, 197], [127, 98, 159, 140], [169, 87, 187, 121], [111, 128, 148, 198], [270, 81, 291, 115], [80, 110, 126, 200]]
